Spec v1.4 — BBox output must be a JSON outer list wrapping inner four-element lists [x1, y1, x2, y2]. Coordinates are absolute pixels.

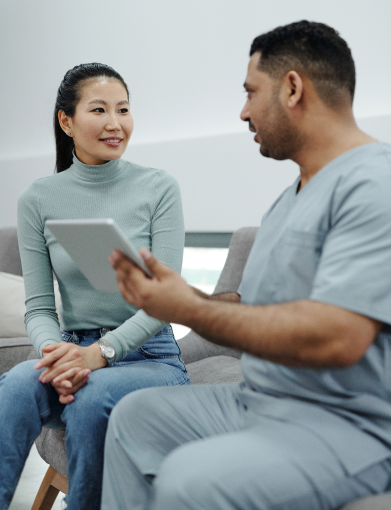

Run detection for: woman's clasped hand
[[34, 341, 107, 403]]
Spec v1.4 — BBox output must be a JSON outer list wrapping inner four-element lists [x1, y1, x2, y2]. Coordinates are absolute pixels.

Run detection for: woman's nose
[[106, 115, 120, 130]]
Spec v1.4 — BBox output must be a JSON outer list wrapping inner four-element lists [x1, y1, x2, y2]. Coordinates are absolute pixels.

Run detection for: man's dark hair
[[250, 20, 355, 109]]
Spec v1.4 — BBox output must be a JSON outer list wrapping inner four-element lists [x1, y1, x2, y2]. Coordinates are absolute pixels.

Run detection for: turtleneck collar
[[70, 154, 123, 183]]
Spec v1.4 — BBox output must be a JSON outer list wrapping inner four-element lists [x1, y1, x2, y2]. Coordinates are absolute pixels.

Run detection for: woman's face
[[60, 78, 134, 165]]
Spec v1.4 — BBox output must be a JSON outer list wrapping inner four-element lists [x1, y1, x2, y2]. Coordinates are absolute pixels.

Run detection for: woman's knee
[[0, 359, 43, 395]]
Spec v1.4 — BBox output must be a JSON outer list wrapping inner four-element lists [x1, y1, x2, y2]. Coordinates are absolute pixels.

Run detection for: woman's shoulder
[[18, 172, 68, 202], [121, 160, 179, 187]]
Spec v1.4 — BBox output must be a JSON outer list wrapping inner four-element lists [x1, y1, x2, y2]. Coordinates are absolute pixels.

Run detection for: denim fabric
[[0, 325, 189, 510], [61, 325, 186, 369]]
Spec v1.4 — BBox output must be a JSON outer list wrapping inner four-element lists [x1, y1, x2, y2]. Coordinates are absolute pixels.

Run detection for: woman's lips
[[100, 138, 123, 147]]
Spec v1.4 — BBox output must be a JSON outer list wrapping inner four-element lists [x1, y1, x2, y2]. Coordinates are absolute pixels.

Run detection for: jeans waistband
[[63, 327, 115, 338]]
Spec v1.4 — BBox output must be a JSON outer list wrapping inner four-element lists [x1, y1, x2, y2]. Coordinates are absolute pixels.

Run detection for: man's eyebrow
[[87, 99, 129, 105]]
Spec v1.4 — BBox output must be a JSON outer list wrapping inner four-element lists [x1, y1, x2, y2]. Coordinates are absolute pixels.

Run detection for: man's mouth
[[248, 121, 256, 133]]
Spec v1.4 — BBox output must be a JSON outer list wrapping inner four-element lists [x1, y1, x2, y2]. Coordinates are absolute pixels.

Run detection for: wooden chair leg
[[31, 465, 68, 510]]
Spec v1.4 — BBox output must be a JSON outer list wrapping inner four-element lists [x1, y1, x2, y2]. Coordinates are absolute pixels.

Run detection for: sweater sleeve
[[103, 171, 185, 360], [17, 184, 62, 357]]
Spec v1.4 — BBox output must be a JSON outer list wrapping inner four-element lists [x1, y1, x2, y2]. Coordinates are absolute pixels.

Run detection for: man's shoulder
[[337, 142, 391, 193], [340, 142, 391, 179]]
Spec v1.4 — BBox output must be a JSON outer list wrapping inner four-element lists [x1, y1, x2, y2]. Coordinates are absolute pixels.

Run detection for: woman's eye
[[118, 108, 129, 114], [92, 107, 105, 113]]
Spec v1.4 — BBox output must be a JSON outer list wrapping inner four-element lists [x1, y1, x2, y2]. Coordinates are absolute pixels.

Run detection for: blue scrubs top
[[238, 142, 391, 475]]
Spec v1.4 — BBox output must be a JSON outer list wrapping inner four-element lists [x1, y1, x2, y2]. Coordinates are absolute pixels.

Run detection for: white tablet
[[46, 219, 153, 293]]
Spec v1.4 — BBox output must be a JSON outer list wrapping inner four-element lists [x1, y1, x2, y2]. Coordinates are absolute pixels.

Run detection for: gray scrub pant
[[101, 384, 391, 510]]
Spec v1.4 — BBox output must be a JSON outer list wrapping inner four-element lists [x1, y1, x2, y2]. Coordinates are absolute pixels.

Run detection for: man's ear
[[58, 110, 73, 136], [283, 71, 303, 109]]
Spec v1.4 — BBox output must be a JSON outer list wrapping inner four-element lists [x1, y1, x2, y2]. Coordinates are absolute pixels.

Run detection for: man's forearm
[[191, 287, 241, 303], [182, 298, 380, 368], [108, 250, 380, 369]]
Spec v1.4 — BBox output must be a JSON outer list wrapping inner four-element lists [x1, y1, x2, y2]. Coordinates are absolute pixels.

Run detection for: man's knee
[[152, 441, 321, 510], [153, 442, 226, 508], [109, 387, 164, 439]]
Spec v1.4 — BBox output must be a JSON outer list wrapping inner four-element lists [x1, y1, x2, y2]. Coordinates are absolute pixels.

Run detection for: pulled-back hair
[[250, 21, 355, 109], [54, 63, 129, 173]]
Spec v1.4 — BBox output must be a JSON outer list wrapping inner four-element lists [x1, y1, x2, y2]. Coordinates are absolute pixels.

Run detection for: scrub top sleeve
[[310, 169, 391, 325]]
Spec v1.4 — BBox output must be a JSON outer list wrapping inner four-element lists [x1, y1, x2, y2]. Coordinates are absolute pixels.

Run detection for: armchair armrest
[[0, 337, 33, 375]]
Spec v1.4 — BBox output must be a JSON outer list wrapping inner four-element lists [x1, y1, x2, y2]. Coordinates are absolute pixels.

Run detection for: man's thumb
[[139, 248, 166, 276]]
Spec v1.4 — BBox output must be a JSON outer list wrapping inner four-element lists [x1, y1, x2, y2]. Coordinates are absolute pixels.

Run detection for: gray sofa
[[0, 228, 33, 375], [1, 226, 390, 510]]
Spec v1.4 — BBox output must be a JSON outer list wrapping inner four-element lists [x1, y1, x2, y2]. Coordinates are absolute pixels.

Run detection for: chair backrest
[[0, 227, 22, 276], [178, 226, 258, 364], [213, 227, 259, 295]]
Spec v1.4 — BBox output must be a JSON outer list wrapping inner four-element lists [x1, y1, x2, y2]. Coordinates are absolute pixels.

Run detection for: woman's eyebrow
[[87, 99, 129, 105]]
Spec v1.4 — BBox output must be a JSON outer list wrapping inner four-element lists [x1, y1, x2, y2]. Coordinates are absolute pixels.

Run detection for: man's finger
[[139, 248, 171, 279], [117, 277, 137, 305], [109, 250, 135, 271]]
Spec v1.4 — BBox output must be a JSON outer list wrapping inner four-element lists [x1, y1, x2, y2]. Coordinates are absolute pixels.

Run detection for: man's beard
[[258, 95, 302, 161]]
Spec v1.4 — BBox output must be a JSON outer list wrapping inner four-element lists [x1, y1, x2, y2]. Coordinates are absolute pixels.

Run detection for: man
[[102, 21, 391, 510]]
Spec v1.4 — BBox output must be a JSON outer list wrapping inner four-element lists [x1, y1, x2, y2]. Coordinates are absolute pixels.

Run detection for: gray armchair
[[0, 228, 33, 376], [1, 226, 390, 509]]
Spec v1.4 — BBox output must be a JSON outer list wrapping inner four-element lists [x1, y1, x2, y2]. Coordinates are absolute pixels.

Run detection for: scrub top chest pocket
[[273, 228, 327, 302]]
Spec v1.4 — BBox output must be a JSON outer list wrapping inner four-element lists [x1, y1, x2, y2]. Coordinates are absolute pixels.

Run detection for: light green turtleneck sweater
[[17, 156, 184, 360]]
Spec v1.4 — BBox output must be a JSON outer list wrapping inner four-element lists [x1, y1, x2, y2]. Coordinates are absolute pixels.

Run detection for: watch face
[[106, 346, 115, 359]]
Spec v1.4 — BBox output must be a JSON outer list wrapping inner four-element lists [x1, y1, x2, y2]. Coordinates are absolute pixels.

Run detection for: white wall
[[1, 0, 391, 230], [1, 114, 390, 231]]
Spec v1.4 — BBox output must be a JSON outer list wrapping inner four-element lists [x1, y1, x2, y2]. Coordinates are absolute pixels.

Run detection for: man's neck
[[294, 111, 377, 190]]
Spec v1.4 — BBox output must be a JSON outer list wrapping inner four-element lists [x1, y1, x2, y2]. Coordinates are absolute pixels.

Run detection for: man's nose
[[240, 103, 250, 122]]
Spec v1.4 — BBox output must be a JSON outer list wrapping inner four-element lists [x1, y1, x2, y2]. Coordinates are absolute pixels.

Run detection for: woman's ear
[[284, 71, 303, 109], [58, 110, 73, 137]]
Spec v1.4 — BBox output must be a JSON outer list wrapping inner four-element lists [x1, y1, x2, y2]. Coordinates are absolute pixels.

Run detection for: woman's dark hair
[[250, 21, 355, 110], [54, 63, 129, 173]]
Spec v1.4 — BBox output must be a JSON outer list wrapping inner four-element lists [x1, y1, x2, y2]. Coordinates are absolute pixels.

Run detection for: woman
[[0, 63, 189, 510]]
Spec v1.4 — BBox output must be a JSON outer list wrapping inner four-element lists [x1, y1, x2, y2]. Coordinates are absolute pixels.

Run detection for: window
[[172, 247, 229, 339]]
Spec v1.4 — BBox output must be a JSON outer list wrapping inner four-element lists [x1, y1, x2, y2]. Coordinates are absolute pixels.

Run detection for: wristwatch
[[97, 339, 116, 367]]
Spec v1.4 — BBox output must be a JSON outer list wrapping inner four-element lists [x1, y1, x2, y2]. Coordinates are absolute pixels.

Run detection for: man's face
[[240, 52, 300, 161]]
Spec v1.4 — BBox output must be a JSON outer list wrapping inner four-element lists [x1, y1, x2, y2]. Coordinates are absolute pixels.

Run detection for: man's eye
[[118, 108, 129, 114], [92, 107, 105, 113]]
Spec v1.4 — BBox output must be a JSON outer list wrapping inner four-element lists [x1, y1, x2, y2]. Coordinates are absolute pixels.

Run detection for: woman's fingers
[[56, 374, 91, 404], [35, 342, 67, 369], [39, 351, 85, 383], [59, 394, 75, 404], [35, 342, 71, 370], [52, 367, 90, 385]]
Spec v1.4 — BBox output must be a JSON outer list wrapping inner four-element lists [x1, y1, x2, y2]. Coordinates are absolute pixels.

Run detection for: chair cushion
[[186, 355, 243, 385], [0, 337, 33, 375], [0, 228, 22, 276], [0, 272, 61, 338], [36, 428, 68, 478], [340, 492, 391, 509]]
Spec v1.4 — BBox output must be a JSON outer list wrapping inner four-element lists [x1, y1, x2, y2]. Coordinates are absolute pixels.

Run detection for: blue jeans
[[0, 325, 189, 510]]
